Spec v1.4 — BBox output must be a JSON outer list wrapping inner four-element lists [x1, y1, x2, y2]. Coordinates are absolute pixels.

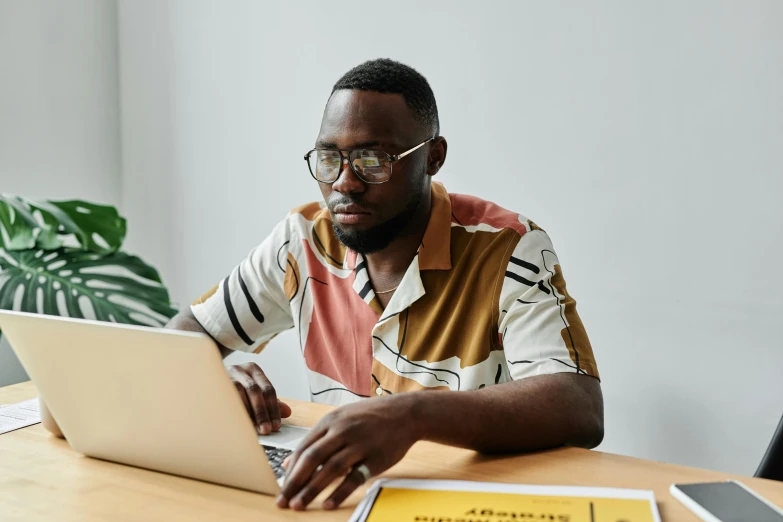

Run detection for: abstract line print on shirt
[[220, 265, 266, 347], [373, 309, 461, 390], [502, 245, 590, 376], [276, 240, 302, 302], [297, 222, 381, 401], [371, 304, 513, 392], [540, 249, 590, 376]]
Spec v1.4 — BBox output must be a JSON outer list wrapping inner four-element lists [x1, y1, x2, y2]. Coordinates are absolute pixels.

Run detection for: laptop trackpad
[[257, 425, 310, 450]]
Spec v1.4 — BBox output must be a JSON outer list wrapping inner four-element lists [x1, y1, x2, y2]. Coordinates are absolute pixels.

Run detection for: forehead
[[317, 90, 421, 149]]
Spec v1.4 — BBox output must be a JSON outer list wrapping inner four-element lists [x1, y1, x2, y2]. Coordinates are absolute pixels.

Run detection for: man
[[84, 58, 602, 510]]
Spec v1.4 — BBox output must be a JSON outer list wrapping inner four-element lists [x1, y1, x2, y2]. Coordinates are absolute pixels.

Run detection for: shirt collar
[[417, 182, 452, 271]]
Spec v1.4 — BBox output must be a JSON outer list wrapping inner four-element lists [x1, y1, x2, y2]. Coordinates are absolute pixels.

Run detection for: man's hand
[[276, 394, 420, 511], [227, 362, 292, 435]]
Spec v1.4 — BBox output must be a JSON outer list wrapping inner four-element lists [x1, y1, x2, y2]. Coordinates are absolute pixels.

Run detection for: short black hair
[[332, 58, 440, 137]]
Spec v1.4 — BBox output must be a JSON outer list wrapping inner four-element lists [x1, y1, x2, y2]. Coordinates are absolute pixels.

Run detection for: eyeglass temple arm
[[390, 137, 435, 161]]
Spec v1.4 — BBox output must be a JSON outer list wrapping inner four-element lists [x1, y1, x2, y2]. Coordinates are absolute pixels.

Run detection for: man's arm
[[415, 373, 603, 451], [277, 373, 602, 510]]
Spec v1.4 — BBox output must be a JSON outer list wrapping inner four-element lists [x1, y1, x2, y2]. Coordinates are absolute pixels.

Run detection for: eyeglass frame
[[303, 137, 434, 185]]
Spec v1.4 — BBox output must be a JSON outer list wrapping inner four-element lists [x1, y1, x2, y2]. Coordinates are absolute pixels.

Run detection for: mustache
[[327, 196, 374, 212]]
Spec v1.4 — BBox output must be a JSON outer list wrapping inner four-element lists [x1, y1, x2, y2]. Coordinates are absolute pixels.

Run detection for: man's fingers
[[283, 423, 328, 477], [278, 426, 325, 506], [287, 447, 360, 511], [322, 464, 373, 510], [230, 368, 271, 434], [229, 369, 261, 430], [232, 380, 253, 419], [277, 432, 342, 508], [248, 364, 281, 430], [278, 400, 293, 419], [228, 364, 291, 432]]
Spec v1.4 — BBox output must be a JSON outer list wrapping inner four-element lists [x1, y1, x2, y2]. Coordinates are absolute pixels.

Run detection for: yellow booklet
[[349, 480, 661, 522]]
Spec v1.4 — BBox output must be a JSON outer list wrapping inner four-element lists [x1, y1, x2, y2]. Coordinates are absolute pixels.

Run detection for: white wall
[[4, 0, 778, 476], [0, 0, 122, 386]]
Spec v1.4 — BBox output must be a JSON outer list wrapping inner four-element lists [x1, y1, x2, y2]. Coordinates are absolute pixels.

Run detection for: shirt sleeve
[[190, 217, 295, 353], [498, 228, 600, 380]]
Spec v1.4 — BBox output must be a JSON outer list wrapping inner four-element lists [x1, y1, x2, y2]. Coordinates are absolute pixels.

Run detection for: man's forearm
[[165, 309, 232, 358], [406, 373, 604, 453], [165, 308, 205, 333]]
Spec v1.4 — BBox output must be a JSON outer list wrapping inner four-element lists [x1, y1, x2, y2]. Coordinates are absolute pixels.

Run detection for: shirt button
[[375, 387, 383, 396]]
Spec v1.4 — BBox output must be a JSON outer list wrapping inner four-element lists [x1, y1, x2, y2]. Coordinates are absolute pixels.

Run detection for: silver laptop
[[0, 310, 309, 494]]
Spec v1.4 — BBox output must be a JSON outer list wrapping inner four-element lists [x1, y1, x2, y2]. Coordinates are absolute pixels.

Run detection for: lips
[[331, 203, 372, 226]]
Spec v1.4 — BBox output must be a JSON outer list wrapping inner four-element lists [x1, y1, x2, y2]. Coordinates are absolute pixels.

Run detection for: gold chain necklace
[[374, 285, 399, 295]]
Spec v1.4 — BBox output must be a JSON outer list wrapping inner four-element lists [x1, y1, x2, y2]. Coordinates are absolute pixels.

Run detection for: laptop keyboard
[[263, 446, 293, 479]]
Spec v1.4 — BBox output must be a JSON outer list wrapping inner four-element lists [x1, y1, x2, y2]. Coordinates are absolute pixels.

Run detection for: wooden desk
[[1, 381, 782, 521]]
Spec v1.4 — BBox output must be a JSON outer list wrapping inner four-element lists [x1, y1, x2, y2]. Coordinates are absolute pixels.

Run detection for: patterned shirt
[[191, 182, 599, 406]]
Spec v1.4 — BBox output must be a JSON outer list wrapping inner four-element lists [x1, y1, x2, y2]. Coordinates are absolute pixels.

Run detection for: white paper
[[373, 479, 659, 501], [0, 398, 41, 435]]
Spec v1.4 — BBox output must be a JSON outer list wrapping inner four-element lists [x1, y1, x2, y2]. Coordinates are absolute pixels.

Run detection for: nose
[[331, 157, 366, 195]]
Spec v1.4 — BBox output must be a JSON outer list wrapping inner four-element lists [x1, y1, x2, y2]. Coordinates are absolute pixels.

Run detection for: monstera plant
[[0, 193, 178, 338]]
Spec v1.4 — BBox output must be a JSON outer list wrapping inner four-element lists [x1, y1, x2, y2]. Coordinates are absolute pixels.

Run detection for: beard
[[331, 189, 424, 255]]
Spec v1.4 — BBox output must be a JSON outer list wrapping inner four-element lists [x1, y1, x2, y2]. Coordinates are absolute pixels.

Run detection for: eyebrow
[[315, 140, 383, 149]]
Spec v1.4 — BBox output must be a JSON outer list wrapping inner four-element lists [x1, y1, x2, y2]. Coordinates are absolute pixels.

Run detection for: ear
[[426, 136, 448, 176]]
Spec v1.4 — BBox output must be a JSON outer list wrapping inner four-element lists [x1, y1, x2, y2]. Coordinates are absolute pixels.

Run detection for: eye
[[357, 151, 391, 181], [319, 153, 340, 166]]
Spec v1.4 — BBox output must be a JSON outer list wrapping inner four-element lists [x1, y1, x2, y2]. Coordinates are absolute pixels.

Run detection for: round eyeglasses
[[304, 138, 433, 184]]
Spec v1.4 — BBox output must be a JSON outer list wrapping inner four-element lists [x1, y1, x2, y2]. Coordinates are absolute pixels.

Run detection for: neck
[[365, 188, 432, 282]]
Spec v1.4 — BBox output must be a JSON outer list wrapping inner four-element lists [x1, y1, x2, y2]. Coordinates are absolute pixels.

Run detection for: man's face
[[315, 90, 430, 254]]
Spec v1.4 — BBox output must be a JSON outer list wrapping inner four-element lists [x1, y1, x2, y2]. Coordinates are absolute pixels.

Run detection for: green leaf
[[0, 194, 126, 254], [0, 248, 178, 327], [0, 196, 38, 250]]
